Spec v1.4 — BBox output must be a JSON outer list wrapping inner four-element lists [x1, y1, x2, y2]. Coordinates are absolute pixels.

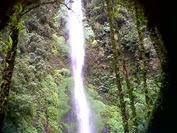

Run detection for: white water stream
[[66, 0, 93, 132]]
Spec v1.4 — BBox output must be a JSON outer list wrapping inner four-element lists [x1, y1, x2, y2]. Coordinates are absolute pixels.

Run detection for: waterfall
[[66, 0, 93, 133]]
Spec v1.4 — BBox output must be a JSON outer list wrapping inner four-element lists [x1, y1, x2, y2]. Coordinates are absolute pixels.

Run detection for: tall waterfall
[[66, 0, 92, 133]]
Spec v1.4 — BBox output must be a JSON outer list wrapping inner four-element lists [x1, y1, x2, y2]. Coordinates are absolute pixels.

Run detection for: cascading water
[[66, 0, 93, 133]]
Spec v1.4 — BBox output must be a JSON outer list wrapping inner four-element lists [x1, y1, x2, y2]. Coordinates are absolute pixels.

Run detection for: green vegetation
[[0, 0, 164, 132]]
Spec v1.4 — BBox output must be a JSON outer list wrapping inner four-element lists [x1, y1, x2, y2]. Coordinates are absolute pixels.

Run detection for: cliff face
[[0, 2, 71, 132], [84, 0, 160, 88], [0, 0, 162, 133]]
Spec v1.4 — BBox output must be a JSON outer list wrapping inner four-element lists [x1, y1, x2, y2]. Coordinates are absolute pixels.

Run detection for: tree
[[0, 5, 21, 130], [133, 2, 152, 119], [149, 27, 167, 70], [105, 0, 129, 132], [122, 58, 138, 132], [0, 1, 64, 130]]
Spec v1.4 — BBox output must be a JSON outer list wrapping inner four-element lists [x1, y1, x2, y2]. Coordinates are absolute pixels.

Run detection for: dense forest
[[0, 0, 175, 133]]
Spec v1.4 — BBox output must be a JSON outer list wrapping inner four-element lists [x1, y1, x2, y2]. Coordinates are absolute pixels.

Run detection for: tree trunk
[[123, 59, 138, 132], [105, 0, 129, 132], [0, 15, 19, 131], [149, 27, 167, 70], [134, 3, 152, 119]]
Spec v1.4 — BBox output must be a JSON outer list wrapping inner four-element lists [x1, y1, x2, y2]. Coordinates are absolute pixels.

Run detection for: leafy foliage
[[0, 0, 163, 133], [52, 34, 69, 57]]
